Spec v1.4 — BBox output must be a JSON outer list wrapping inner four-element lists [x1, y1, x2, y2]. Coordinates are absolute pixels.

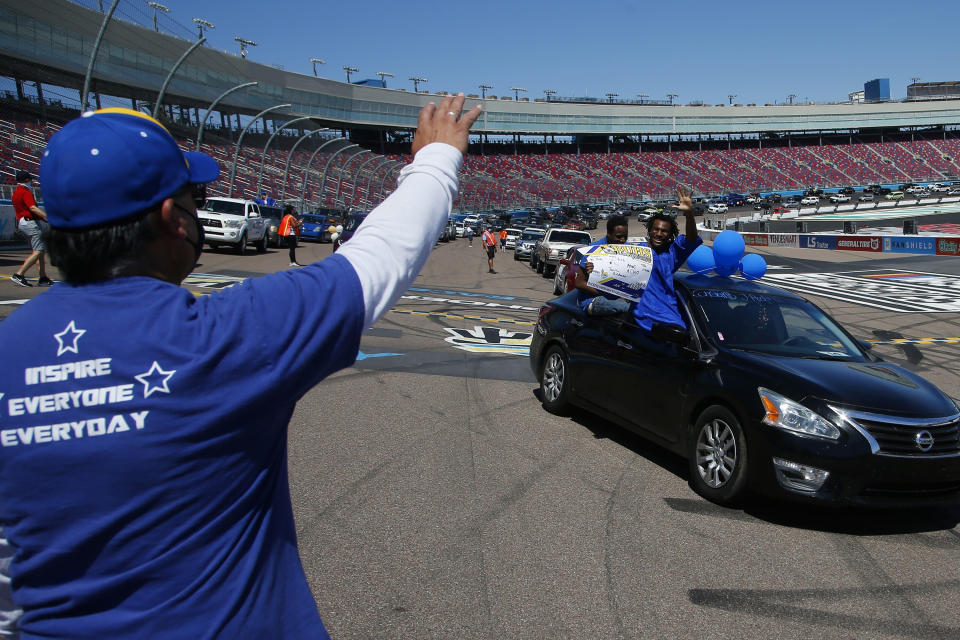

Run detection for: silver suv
[[198, 197, 269, 255]]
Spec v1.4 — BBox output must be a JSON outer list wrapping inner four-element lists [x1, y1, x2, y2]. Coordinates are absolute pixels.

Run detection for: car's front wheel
[[688, 406, 749, 507], [256, 233, 268, 253], [539, 345, 572, 415], [237, 232, 247, 255]]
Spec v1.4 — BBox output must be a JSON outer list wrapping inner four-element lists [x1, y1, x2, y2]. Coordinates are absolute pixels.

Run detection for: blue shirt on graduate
[[631, 234, 703, 331]]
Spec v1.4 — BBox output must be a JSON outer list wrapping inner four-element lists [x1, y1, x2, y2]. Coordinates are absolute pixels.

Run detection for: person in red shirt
[[11, 171, 52, 287], [277, 205, 302, 267], [481, 227, 498, 274]]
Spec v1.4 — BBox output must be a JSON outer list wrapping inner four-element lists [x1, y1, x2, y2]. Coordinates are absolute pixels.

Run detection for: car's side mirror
[[857, 339, 873, 351], [651, 322, 691, 346]]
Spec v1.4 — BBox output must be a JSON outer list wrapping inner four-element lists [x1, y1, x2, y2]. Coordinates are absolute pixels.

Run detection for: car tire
[[256, 233, 268, 253], [539, 345, 572, 415], [237, 233, 247, 256], [536, 258, 544, 274], [553, 281, 562, 296], [688, 405, 749, 507], [514, 252, 520, 261]]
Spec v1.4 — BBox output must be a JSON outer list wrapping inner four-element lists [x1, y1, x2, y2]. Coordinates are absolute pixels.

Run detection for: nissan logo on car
[[915, 430, 935, 452]]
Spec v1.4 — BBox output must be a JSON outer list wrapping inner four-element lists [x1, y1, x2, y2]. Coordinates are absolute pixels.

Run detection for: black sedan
[[530, 274, 960, 508]]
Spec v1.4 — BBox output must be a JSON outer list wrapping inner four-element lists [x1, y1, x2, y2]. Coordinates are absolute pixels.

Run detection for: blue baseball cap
[[39, 108, 220, 229]]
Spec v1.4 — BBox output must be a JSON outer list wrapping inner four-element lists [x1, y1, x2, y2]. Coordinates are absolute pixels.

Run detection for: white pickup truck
[[198, 197, 269, 255], [536, 228, 592, 277]]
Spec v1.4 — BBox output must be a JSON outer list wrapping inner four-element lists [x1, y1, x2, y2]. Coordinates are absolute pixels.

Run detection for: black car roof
[[676, 272, 805, 301]]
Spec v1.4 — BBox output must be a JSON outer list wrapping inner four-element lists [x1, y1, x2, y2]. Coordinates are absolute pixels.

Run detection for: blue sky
[[81, 0, 959, 105]]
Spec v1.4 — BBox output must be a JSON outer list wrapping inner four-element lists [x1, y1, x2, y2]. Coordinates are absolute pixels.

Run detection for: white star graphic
[[54, 321, 86, 357], [134, 361, 177, 398]]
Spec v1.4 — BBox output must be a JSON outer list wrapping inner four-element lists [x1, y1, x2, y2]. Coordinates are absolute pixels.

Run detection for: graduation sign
[[578, 244, 654, 302]]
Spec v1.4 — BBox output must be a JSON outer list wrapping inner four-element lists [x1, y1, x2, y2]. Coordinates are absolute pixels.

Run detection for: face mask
[[174, 202, 204, 262]]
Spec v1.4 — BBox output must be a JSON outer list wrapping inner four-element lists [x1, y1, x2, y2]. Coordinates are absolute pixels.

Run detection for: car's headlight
[[758, 388, 841, 440], [269, 225, 278, 232], [224, 219, 243, 229]]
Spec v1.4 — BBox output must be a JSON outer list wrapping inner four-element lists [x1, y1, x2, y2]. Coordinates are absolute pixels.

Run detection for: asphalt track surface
[[2, 229, 960, 639]]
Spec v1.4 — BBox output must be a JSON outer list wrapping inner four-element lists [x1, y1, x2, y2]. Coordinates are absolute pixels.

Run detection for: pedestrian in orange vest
[[481, 227, 498, 274], [498, 228, 507, 250], [278, 206, 302, 267]]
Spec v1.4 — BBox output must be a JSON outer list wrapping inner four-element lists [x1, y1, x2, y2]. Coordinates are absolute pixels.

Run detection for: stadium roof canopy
[[4, 0, 960, 136]]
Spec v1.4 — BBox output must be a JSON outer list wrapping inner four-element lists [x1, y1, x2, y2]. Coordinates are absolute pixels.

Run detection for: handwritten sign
[[578, 244, 654, 303]]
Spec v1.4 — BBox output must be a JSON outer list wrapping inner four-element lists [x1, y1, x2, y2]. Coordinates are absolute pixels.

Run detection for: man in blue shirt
[[573, 214, 631, 315], [631, 186, 702, 331], [0, 95, 480, 638]]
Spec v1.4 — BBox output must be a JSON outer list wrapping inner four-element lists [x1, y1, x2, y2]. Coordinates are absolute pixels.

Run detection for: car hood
[[728, 351, 955, 417]]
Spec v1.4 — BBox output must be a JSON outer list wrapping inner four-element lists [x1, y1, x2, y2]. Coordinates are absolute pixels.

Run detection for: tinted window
[[690, 289, 866, 360], [522, 231, 545, 240], [301, 214, 325, 224]]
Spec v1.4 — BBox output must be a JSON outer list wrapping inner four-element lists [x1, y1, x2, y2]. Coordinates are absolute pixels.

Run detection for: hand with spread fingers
[[675, 185, 694, 213], [411, 92, 482, 156]]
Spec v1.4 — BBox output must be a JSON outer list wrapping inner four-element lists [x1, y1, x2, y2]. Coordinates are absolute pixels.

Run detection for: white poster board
[[578, 243, 654, 303]]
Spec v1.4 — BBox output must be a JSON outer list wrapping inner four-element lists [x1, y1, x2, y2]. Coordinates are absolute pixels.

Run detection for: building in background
[[864, 78, 891, 102], [908, 81, 960, 100]]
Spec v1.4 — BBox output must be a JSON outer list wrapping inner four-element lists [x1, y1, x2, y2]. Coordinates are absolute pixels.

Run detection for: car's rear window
[[549, 231, 592, 243]]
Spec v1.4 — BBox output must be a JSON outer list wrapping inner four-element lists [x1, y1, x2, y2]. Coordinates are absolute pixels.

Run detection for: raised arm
[[337, 94, 481, 331], [675, 185, 697, 239]]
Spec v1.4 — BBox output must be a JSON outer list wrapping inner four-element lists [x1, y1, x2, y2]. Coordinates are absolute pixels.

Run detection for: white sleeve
[[337, 142, 462, 332]]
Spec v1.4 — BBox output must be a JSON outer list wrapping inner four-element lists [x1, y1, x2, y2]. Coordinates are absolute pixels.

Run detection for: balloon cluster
[[327, 224, 344, 242], [686, 230, 767, 280]]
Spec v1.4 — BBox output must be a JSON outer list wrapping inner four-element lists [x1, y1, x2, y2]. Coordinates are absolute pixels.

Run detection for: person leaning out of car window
[[573, 214, 631, 316], [631, 185, 702, 331]]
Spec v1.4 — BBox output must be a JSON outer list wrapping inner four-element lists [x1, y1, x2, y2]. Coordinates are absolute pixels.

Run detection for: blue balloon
[[686, 245, 716, 274], [740, 253, 767, 280], [715, 264, 736, 277], [712, 230, 746, 269]]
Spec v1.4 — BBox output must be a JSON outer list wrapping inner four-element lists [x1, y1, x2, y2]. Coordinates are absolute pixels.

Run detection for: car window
[[690, 289, 866, 360], [202, 200, 245, 215], [549, 231, 592, 243]]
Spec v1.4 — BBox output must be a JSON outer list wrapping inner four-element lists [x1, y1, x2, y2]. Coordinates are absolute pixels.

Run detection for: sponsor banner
[[882, 236, 937, 255], [743, 233, 768, 247], [936, 237, 960, 256], [767, 233, 798, 248], [800, 234, 837, 250], [836, 236, 882, 252], [578, 244, 654, 303], [443, 326, 531, 355]]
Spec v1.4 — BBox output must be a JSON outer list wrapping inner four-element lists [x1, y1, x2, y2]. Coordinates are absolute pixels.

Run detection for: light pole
[[192, 18, 214, 39], [81, 0, 120, 111], [228, 103, 292, 196], [152, 37, 206, 119], [146, 2, 168, 32], [281, 134, 343, 200], [346, 154, 381, 208], [376, 71, 394, 88], [316, 142, 358, 209], [256, 116, 324, 195], [195, 81, 257, 150], [787, 93, 796, 105], [309, 58, 325, 77], [667, 93, 678, 105], [343, 66, 358, 83], [728, 93, 737, 105], [605, 92, 618, 103], [478, 84, 492, 99], [544, 89, 556, 102], [410, 76, 428, 92], [333, 149, 371, 208], [510, 87, 527, 101], [235, 37, 257, 59]]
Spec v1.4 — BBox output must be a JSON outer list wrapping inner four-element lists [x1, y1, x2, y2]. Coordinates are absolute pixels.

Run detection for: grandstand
[[2, 0, 960, 211]]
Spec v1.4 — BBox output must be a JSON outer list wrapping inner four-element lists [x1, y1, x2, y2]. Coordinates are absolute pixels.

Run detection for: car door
[[561, 314, 623, 408], [600, 306, 702, 444]]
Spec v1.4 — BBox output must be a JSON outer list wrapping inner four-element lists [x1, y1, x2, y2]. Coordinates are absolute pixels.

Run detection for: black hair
[[646, 211, 679, 238], [283, 205, 295, 215], [606, 214, 629, 235], [46, 212, 159, 283]]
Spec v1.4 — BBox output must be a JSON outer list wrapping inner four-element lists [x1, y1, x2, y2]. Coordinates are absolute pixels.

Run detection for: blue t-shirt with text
[[0, 255, 365, 639]]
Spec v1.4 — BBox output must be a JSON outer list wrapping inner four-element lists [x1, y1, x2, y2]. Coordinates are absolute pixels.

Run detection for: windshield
[[522, 231, 545, 240], [202, 200, 245, 215], [550, 231, 592, 244], [301, 215, 325, 224], [344, 215, 367, 231], [690, 289, 866, 360]]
